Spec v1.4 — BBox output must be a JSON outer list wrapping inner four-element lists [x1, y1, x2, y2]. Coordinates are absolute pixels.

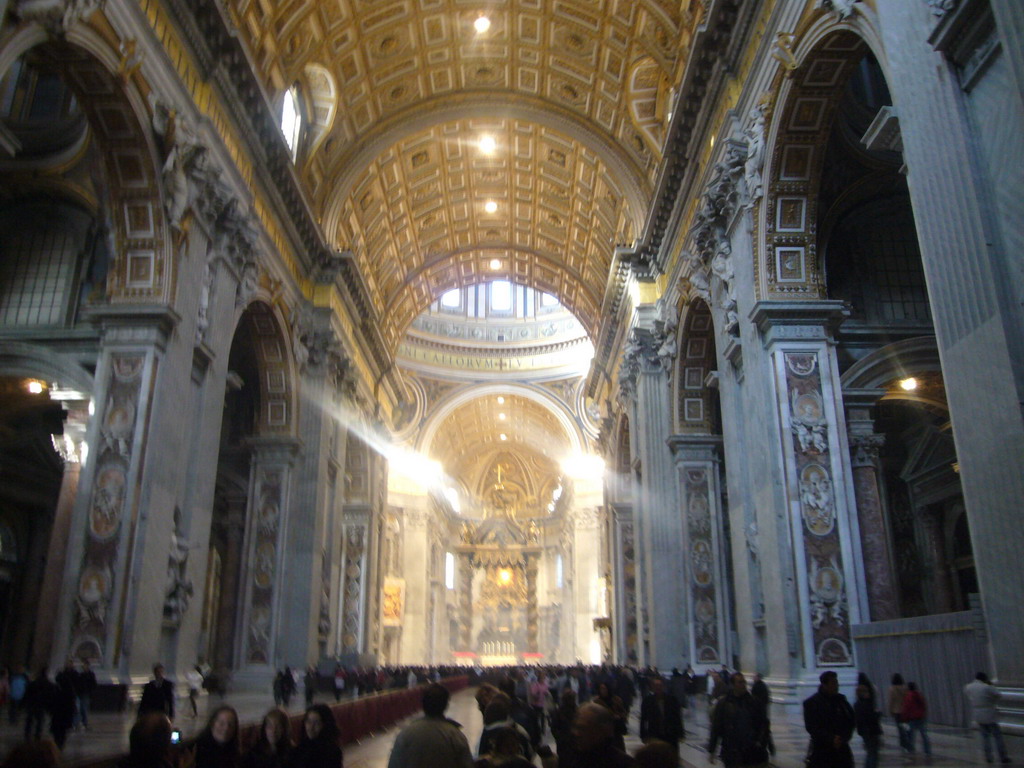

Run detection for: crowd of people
[[0, 660, 1014, 767]]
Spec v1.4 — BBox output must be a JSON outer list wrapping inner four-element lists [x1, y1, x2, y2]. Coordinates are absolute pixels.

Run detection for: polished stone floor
[[0, 686, 1018, 766]]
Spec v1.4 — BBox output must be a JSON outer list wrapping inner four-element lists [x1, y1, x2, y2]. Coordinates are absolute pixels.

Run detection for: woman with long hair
[[193, 705, 241, 768], [242, 708, 292, 768], [592, 681, 628, 750], [287, 703, 342, 768], [549, 689, 578, 765]]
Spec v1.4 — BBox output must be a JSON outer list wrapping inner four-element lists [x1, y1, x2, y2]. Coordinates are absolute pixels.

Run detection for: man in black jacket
[[708, 672, 769, 767], [803, 670, 855, 768], [561, 703, 636, 768], [639, 676, 684, 753], [138, 664, 175, 721]]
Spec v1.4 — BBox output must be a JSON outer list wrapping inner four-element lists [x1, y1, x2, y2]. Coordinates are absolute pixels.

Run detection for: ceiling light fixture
[[489, 258, 502, 270], [498, 412, 506, 420], [474, 15, 491, 34], [26, 380, 44, 394], [899, 377, 918, 391], [497, 396, 505, 404], [479, 134, 496, 154], [499, 433, 507, 441], [484, 200, 498, 214]]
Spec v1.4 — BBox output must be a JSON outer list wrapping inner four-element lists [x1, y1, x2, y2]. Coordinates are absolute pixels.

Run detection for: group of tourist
[[0, 660, 97, 748], [0, 660, 1015, 767]]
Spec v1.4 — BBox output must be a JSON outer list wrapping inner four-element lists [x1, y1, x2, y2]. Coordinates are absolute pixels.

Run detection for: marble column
[[847, 431, 899, 621], [668, 434, 728, 668], [844, 391, 899, 622], [879, 0, 1024, 710], [919, 506, 954, 615], [458, 552, 473, 651], [526, 555, 539, 653]]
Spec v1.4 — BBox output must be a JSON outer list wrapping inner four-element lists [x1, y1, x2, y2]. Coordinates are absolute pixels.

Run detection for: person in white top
[[964, 672, 1010, 764]]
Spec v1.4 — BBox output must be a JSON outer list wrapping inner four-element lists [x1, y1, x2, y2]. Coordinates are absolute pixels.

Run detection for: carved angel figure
[[744, 101, 768, 204]]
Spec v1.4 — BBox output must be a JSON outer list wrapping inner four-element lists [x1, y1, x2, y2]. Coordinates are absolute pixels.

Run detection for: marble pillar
[[751, 302, 865, 684], [668, 435, 728, 667], [571, 506, 603, 664], [629, 309, 686, 668], [878, 0, 1024, 712], [213, 506, 245, 670], [919, 506, 954, 615], [847, 431, 899, 622], [458, 552, 473, 651], [610, 504, 640, 665], [398, 506, 429, 664], [338, 517, 368, 656], [235, 436, 299, 683]]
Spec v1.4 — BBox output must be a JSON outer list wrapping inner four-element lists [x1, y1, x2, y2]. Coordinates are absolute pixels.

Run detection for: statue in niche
[[163, 507, 194, 628], [526, 519, 540, 543]]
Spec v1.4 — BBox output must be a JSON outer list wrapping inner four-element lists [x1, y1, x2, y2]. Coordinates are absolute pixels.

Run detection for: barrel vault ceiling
[[225, 0, 704, 350]]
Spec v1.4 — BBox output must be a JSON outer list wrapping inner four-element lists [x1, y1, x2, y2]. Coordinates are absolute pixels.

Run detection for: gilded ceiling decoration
[[428, 393, 568, 509], [224, 0, 703, 349]]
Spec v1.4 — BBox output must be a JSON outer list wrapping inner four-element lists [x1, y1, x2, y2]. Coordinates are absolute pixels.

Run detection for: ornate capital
[[849, 433, 885, 468]]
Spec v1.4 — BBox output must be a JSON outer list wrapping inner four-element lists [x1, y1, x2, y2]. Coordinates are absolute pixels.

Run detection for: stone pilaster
[[751, 302, 864, 687], [879, 0, 1024, 710], [629, 308, 687, 668], [570, 506, 603, 664], [668, 435, 728, 668], [398, 506, 430, 664], [51, 308, 179, 681], [338, 517, 368, 657], [235, 436, 299, 683], [610, 504, 640, 665]]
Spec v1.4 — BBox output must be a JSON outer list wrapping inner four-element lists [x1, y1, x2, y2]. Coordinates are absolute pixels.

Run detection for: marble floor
[[0, 686, 1019, 767]]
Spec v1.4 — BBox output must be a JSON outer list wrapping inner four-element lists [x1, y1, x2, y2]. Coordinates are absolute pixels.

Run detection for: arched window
[[281, 86, 301, 160]]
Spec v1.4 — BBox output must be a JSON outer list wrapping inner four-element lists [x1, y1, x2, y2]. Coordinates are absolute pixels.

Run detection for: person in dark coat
[[23, 667, 56, 741], [242, 707, 292, 768], [853, 684, 882, 768], [77, 659, 97, 729], [560, 702, 636, 768], [639, 676, 684, 753], [550, 689, 579, 766], [707, 673, 769, 767], [118, 712, 176, 768], [287, 703, 343, 768], [51, 660, 78, 749], [803, 671, 855, 768], [139, 664, 175, 720]]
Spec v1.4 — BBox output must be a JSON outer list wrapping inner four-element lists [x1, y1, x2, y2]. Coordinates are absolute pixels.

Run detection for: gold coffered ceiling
[[428, 393, 570, 498], [225, 0, 702, 349]]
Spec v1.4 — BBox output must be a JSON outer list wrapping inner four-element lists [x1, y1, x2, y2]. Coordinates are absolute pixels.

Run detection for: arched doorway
[[202, 301, 296, 676]]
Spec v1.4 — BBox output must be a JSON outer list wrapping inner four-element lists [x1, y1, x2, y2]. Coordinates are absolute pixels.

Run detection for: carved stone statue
[[743, 100, 768, 206], [163, 507, 194, 628], [195, 261, 214, 346], [816, 0, 859, 20]]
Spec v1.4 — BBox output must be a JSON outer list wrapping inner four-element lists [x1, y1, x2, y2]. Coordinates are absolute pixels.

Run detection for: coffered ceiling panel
[[428, 393, 570, 498], [225, 0, 703, 349], [336, 118, 630, 347]]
